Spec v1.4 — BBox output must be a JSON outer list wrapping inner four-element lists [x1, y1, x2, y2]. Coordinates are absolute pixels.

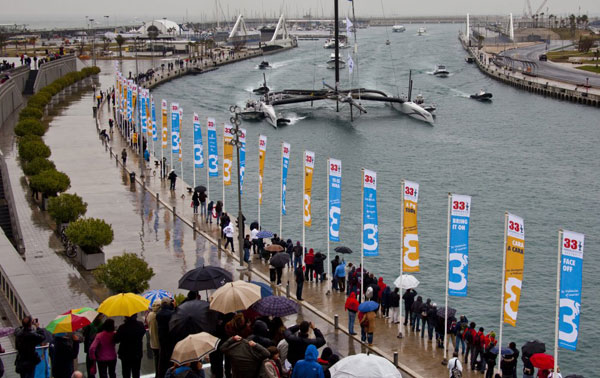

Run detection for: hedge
[[29, 169, 70, 197], [48, 193, 87, 224], [18, 138, 51, 161], [65, 217, 114, 251], [19, 106, 43, 120], [14, 118, 46, 137]]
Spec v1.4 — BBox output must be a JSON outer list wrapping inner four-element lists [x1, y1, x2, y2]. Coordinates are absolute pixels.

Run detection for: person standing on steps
[[344, 292, 359, 335], [223, 222, 234, 252], [168, 170, 177, 191], [191, 191, 200, 214], [295, 264, 305, 301], [121, 149, 127, 166]]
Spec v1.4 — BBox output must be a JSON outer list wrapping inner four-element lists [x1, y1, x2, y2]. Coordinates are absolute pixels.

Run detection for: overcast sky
[[3, 0, 599, 26]]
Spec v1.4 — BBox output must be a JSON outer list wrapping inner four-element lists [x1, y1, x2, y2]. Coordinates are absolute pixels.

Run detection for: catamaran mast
[[334, 0, 340, 111]]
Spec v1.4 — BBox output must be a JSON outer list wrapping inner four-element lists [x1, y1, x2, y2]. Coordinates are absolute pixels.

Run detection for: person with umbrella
[[522, 340, 545, 378], [168, 170, 177, 191], [114, 314, 146, 378], [191, 190, 200, 214], [358, 301, 378, 346], [269, 252, 289, 285], [51, 333, 80, 378], [146, 302, 161, 376]]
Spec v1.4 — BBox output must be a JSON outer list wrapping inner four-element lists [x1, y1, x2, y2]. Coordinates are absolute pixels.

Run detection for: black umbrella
[[178, 266, 233, 291], [194, 186, 206, 193], [169, 300, 219, 342], [270, 253, 290, 268], [334, 246, 353, 254], [564, 375, 584, 378], [436, 306, 457, 318], [521, 340, 546, 358]]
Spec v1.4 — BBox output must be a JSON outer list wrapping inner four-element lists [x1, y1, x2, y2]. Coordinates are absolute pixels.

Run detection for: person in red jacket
[[471, 327, 486, 372], [304, 248, 315, 282], [345, 292, 359, 335]]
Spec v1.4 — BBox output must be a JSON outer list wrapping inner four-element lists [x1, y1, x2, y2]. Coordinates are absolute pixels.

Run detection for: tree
[[115, 34, 125, 57], [94, 253, 155, 293], [29, 169, 70, 197], [578, 37, 594, 52], [102, 36, 110, 52], [22, 157, 55, 176], [18, 138, 51, 161], [48, 193, 87, 224], [65, 217, 114, 252]]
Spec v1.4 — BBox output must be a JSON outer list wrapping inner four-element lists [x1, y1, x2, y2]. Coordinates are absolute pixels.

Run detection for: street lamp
[[89, 18, 96, 66], [229, 105, 245, 267]]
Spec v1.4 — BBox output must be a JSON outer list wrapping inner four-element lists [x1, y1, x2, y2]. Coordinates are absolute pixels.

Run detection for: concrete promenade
[[86, 62, 480, 377]]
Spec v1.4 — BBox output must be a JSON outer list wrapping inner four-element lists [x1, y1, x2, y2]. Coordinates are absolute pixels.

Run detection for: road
[[501, 41, 600, 87]]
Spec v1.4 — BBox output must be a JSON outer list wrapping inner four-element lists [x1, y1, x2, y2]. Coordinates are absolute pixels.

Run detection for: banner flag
[[146, 91, 152, 137], [402, 180, 420, 272], [281, 143, 290, 215], [362, 169, 378, 257], [346, 16, 353, 35], [151, 98, 157, 141], [127, 84, 132, 122], [348, 54, 354, 74], [171, 103, 180, 153], [239, 128, 246, 194], [503, 213, 525, 327], [207, 118, 218, 177], [559, 230, 584, 351], [328, 159, 342, 242], [141, 94, 147, 134], [193, 113, 204, 168], [178, 108, 183, 161], [303, 151, 315, 227], [258, 135, 267, 205], [448, 194, 472, 297], [223, 124, 233, 186], [161, 100, 168, 148]]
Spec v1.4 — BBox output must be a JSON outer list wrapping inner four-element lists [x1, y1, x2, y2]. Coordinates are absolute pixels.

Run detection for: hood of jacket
[[253, 320, 269, 338], [304, 344, 318, 362]]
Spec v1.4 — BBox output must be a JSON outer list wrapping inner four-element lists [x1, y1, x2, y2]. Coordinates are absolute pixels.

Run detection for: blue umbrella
[[256, 230, 274, 238], [250, 281, 273, 298], [491, 346, 514, 356], [252, 295, 299, 317], [142, 289, 173, 307], [358, 300, 379, 313]]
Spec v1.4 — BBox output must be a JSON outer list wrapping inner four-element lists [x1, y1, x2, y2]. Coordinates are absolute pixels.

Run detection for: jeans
[[410, 312, 419, 330], [193, 205, 198, 214], [296, 280, 303, 300], [427, 322, 435, 340], [97, 360, 117, 378], [361, 327, 373, 344], [294, 256, 302, 269], [348, 311, 357, 334], [224, 237, 234, 252], [120, 357, 142, 378], [404, 308, 412, 325], [243, 248, 250, 263], [200, 202, 207, 218], [332, 276, 338, 290]]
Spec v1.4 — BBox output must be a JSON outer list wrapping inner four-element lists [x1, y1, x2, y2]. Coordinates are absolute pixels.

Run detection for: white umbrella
[[209, 280, 262, 313], [330, 354, 402, 378], [171, 332, 220, 365], [393, 274, 419, 289]]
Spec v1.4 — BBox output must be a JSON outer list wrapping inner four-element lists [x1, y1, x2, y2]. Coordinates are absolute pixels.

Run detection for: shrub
[[29, 169, 70, 197], [94, 253, 154, 293], [18, 138, 51, 161], [19, 106, 43, 120], [14, 118, 46, 137], [22, 157, 55, 176], [27, 93, 52, 108], [65, 218, 114, 252], [48, 193, 87, 224]]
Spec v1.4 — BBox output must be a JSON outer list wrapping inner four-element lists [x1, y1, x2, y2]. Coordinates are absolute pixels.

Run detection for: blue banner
[[328, 158, 342, 242], [239, 128, 246, 194], [448, 194, 472, 297], [281, 143, 290, 215], [171, 103, 179, 153], [207, 117, 218, 177], [151, 99, 157, 141], [193, 113, 204, 168], [141, 96, 147, 134], [362, 169, 378, 257], [559, 230, 584, 351], [127, 85, 132, 122]]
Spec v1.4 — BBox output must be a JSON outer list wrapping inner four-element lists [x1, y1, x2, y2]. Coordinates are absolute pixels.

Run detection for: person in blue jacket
[[291, 345, 324, 378]]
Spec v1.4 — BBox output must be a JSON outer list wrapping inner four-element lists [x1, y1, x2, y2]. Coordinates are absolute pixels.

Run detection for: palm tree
[[115, 34, 125, 58]]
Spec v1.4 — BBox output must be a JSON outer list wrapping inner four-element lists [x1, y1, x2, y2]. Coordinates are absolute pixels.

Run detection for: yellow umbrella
[[209, 281, 261, 314], [171, 332, 220, 365], [98, 293, 150, 317]]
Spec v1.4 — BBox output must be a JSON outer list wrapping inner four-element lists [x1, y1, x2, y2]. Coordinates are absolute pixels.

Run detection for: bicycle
[[59, 225, 77, 258]]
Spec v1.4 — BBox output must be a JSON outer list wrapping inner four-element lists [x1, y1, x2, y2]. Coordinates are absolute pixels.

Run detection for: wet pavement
[[43, 61, 481, 378]]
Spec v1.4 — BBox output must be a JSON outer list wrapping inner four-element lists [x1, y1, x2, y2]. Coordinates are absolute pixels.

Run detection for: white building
[[137, 20, 182, 36]]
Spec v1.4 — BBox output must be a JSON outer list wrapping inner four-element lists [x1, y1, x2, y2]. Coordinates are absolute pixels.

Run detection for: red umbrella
[[530, 353, 554, 370]]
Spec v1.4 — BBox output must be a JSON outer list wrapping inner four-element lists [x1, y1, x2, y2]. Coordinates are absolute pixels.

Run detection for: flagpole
[[443, 193, 452, 363], [169, 106, 173, 172], [398, 180, 405, 338], [553, 229, 562, 376], [360, 168, 364, 303], [179, 109, 183, 182], [302, 151, 306, 265], [327, 158, 331, 281], [497, 211, 509, 376], [279, 142, 283, 238], [258, 140, 261, 229], [222, 125, 225, 212]]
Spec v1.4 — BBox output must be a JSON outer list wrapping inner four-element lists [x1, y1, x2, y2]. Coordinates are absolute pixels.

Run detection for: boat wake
[[450, 88, 472, 98], [283, 113, 307, 125]]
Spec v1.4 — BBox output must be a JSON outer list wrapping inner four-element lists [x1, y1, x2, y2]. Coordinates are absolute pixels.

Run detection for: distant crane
[[523, 0, 549, 18]]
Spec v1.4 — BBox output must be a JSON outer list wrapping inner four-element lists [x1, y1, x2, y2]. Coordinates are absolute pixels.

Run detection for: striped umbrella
[[142, 289, 173, 307], [46, 307, 99, 334]]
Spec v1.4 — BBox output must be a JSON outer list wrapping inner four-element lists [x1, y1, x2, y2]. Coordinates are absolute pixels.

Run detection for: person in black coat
[[156, 299, 176, 378], [426, 302, 438, 341], [248, 320, 274, 349], [402, 288, 417, 327], [51, 334, 80, 378], [14, 316, 46, 378], [313, 252, 326, 282], [115, 314, 147, 378], [283, 321, 326, 367]]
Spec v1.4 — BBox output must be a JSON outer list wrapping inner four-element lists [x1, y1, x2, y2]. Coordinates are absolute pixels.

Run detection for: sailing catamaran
[[256, 0, 434, 125]]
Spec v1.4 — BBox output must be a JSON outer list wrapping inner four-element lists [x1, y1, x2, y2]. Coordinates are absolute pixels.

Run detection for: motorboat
[[385, 40, 391, 45], [253, 73, 270, 95], [433, 64, 449, 77], [323, 38, 336, 48], [414, 94, 436, 113], [323, 36, 350, 49], [470, 90, 493, 101], [327, 53, 346, 69], [258, 61, 270, 69], [417, 27, 426, 35], [392, 25, 406, 33], [465, 57, 475, 63], [240, 99, 265, 120]]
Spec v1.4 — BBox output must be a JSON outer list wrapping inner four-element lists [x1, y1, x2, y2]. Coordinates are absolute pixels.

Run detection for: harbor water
[[147, 24, 599, 375]]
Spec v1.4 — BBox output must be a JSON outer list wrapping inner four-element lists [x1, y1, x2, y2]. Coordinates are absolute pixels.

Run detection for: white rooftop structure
[[138, 20, 182, 35]]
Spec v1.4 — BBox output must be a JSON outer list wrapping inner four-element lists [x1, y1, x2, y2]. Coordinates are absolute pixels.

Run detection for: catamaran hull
[[262, 104, 279, 128], [392, 101, 434, 124]]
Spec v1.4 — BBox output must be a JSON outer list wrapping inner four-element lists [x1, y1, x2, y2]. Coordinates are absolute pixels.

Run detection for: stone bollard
[[173, 207, 176, 216], [192, 221, 197, 239], [393, 352, 398, 367], [286, 282, 290, 298], [334, 314, 339, 330]]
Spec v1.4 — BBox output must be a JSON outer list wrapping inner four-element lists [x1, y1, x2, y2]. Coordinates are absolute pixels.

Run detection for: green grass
[[575, 65, 600, 74]]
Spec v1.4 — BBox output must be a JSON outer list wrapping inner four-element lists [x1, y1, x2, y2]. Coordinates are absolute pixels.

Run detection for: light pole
[[229, 105, 245, 267], [89, 18, 96, 66], [135, 37, 145, 179]]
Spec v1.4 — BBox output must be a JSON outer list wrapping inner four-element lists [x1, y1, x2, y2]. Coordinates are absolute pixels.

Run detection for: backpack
[[450, 359, 462, 378], [473, 332, 481, 346], [464, 328, 473, 344]]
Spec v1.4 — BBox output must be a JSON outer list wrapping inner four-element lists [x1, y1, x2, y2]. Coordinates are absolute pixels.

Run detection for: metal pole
[[302, 151, 306, 265], [553, 230, 563, 376], [360, 168, 364, 303], [279, 142, 283, 238], [398, 180, 405, 337], [443, 193, 452, 364], [135, 38, 144, 179], [229, 106, 244, 267], [496, 212, 509, 375], [326, 158, 330, 280]]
